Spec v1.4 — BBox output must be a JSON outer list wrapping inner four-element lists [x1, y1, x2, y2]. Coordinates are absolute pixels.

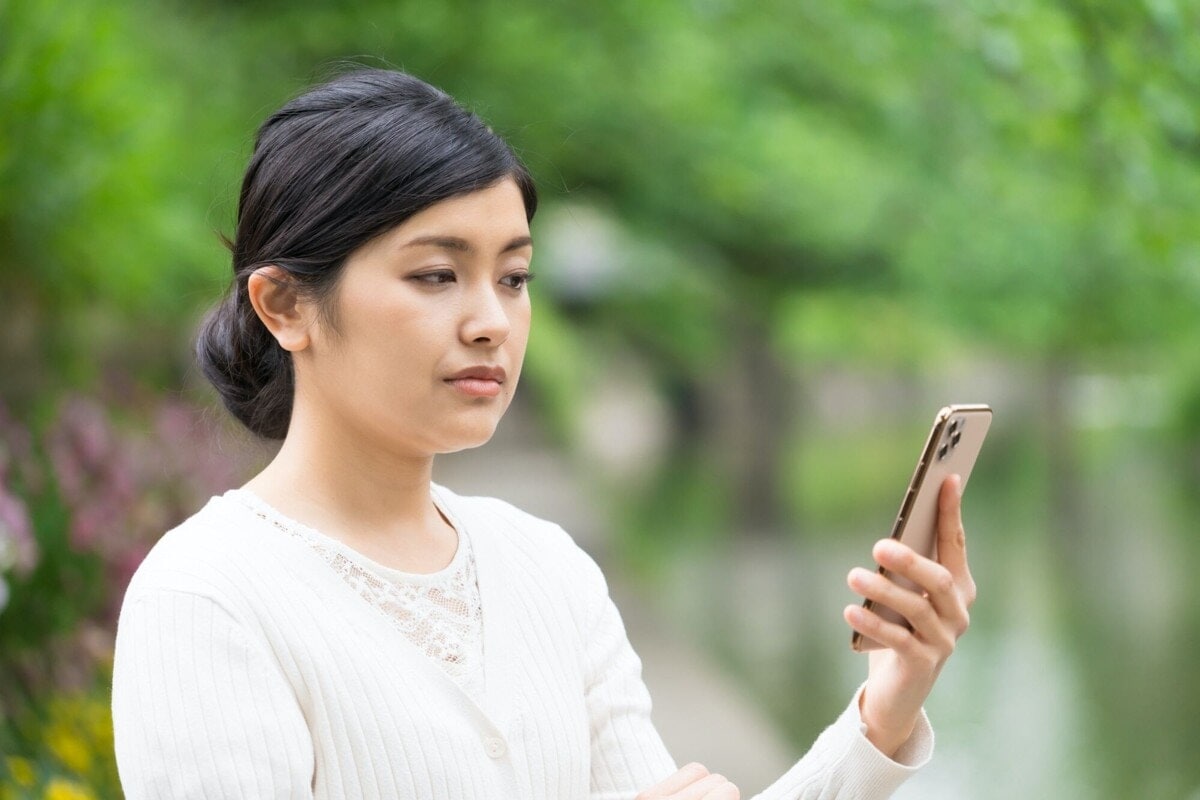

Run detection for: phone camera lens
[[938, 443, 949, 460], [951, 430, 962, 447], [948, 419, 959, 435]]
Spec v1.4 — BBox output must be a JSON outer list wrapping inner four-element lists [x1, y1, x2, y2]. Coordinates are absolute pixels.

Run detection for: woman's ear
[[247, 266, 314, 353]]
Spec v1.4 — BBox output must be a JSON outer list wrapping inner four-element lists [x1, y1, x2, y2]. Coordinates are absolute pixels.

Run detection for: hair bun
[[195, 291, 294, 440]]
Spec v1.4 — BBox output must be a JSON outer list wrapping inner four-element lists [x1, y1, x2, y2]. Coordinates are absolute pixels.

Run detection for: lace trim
[[227, 490, 485, 697]]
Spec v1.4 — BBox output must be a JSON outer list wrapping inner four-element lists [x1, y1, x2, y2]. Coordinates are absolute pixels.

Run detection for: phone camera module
[[946, 417, 965, 450]]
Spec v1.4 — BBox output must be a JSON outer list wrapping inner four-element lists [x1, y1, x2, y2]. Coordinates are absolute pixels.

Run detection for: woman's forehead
[[374, 180, 532, 251]]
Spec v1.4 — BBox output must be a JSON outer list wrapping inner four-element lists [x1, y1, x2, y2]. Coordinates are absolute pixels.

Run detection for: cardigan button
[[484, 737, 507, 759]]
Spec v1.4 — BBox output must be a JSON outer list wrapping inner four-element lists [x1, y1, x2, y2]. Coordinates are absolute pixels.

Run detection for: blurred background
[[2, 0, 1200, 797]]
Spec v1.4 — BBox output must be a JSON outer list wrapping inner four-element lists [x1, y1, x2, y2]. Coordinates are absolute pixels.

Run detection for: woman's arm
[[112, 589, 315, 800], [844, 475, 976, 756], [580, 559, 679, 799], [578, 548, 933, 800]]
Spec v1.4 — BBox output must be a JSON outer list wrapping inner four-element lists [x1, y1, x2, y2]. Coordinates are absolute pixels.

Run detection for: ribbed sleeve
[[578, 553, 676, 799], [112, 590, 315, 799], [750, 684, 933, 799], [572, 534, 932, 800]]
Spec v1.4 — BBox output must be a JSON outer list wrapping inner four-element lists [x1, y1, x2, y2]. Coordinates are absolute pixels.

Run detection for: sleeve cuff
[[844, 682, 934, 769], [751, 684, 933, 800]]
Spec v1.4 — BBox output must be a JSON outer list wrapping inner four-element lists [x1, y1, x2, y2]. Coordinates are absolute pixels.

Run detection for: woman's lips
[[444, 366, 506, 398], [445, 377, 503, 397]]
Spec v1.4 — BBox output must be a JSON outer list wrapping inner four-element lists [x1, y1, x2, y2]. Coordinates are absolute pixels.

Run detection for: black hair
[[196, 68, 538, 440]]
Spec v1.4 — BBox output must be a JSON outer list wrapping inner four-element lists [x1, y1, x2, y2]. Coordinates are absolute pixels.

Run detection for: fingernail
[[876, 539, 901, 559]]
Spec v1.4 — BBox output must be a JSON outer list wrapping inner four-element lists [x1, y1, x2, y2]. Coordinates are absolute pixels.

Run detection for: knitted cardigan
[[111, 484, 931, 799]]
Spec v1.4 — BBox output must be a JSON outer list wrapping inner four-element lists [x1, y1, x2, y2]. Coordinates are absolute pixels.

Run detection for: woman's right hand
[[636, 763, 740, 800]]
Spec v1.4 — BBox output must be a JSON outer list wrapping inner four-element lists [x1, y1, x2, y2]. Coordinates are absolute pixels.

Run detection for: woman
[[111, 68, 975, 799]]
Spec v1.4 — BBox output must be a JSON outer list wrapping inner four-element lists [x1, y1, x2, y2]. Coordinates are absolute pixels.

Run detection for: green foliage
[[773, 289, 956, 368], [781, 418, 918, 534], [613, 451, 731, 581], [517, 297, 589, 443], [1, 688, 120, 800], [0, 395, 252, 799], [5, 0, 1198, 396]]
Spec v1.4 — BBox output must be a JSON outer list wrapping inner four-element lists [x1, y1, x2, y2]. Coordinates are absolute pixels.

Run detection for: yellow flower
[[42, 778, 95, 800], [4, 756, 36, 787], [43, 696, 105, 776], [45, 723, 90, 776]]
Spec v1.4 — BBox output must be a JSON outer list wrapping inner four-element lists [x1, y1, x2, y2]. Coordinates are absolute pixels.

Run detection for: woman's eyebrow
[[401, 235, 533, 253]]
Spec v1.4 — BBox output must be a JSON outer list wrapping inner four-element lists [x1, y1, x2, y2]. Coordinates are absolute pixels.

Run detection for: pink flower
[[46, 397, 124, 504], [0, 484, 37, 575]]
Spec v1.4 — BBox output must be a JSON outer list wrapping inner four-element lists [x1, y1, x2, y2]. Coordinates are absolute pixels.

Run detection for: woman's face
[[295, 178, 533, 457]]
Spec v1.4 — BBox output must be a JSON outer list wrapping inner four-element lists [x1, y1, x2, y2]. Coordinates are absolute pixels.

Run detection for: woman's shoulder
[[123, 492, 302, 606]]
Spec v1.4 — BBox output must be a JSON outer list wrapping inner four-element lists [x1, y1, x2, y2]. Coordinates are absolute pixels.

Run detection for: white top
[[111, 484, 933, 799], [228, 488, 486, 701]]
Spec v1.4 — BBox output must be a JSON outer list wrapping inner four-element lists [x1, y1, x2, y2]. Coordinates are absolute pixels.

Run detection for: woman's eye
[[501, 272, 534, 290], [412, 270, 456, 285]]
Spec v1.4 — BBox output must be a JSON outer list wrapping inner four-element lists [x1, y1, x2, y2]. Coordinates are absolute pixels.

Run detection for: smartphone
[[851, 404, 992, 652]]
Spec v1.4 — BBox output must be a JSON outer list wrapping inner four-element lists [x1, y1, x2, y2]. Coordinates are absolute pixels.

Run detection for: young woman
[[111, 69, 975, 800]]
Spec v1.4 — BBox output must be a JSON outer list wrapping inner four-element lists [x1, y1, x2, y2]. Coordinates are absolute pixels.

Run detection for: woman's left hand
[[843, 474, 977, 757]]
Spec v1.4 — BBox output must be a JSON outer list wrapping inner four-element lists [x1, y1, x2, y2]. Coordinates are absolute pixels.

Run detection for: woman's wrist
[[858, 688, 917, 759]]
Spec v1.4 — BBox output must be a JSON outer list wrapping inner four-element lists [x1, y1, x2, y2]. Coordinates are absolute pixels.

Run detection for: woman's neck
[[243, 410, 457, 573]]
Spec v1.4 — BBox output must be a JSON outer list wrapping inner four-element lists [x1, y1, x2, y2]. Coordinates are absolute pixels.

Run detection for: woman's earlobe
[[247, 266, 312, 352]]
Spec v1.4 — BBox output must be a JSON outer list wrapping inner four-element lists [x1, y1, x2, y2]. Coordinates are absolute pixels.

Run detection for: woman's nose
[[460, 286, 511, 346]]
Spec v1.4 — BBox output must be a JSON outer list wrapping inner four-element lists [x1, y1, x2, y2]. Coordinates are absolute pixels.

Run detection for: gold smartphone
[[851, 404, 992, 652]]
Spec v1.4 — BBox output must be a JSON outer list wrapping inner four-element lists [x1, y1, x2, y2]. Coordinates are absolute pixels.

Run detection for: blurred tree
[[6, 0, 1197, 473]]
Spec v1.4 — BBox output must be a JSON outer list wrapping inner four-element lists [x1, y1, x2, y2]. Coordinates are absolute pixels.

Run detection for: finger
[[843, 603, 926, 658], [848, 568, 959, 647], [677, 774, 736, 800], [936, 474, 970, 581], [639, 763, 709, 798], [702, 781, 740, 800], [872, 539, 966, 624]]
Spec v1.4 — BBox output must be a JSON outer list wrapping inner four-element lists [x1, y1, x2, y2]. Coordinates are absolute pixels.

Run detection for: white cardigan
[[111, 485, 931, 799]]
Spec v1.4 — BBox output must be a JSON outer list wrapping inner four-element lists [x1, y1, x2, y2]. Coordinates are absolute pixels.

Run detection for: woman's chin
[[435, 423, 501, 455]]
